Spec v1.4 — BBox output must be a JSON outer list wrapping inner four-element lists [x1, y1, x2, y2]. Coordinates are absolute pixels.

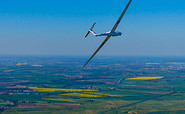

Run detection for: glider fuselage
[[89, 29, 122, 37], [95, 31, 122, 37]]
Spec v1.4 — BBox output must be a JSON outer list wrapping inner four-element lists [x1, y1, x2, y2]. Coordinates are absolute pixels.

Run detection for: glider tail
[[85, 23, 96, 38]]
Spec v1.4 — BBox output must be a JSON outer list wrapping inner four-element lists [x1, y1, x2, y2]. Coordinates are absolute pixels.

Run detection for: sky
[[0, 0, 185, 56]]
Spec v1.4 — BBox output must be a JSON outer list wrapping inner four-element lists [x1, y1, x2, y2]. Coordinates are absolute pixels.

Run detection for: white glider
[[84, 0, 132, 68]]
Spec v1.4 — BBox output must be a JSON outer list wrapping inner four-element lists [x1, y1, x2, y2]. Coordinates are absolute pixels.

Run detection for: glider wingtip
[[83, 64, 87, 68]]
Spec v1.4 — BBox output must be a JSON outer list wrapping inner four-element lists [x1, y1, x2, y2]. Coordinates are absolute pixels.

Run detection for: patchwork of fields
[[0, 56, 185, 113]]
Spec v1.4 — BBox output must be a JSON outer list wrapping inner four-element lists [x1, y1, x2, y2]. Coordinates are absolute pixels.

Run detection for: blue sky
[[0, 0, 185, 56]]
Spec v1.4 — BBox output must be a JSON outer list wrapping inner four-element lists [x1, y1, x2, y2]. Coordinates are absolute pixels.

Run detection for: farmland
[[0, 56, 185, 113]]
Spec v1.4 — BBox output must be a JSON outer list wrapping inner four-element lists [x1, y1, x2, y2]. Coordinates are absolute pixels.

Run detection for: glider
[[84, 0, 132, 68]]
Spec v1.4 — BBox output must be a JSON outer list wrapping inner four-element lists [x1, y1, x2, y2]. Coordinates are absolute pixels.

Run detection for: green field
[[0, 56, 185, 114]]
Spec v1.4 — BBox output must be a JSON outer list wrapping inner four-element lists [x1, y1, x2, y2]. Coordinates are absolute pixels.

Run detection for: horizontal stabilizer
[[90, 23, 96, 30], [85, 31, 90, 38]]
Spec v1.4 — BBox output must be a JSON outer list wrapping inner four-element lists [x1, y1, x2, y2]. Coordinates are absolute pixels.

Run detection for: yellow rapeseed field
[[31, 65, 42, 67], [43, 98, 76, 102], [30, 87, 122, 98], [84, 92, 123, 97], [16, 63, 27, 66], [3, 70, 14, 72], [145, 63, 160, 65], [126, 77, 164, 80], [61, 93, 102, 97], [30, 87, 97, 92]]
